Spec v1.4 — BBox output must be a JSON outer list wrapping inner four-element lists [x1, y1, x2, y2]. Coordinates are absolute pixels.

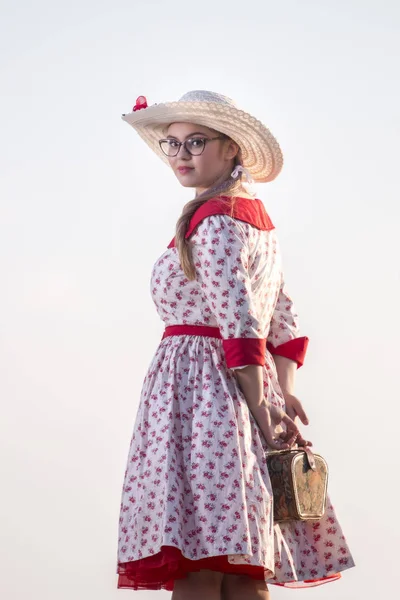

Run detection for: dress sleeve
[[266, 280, 309, 368], [190, 214, 266, 370]]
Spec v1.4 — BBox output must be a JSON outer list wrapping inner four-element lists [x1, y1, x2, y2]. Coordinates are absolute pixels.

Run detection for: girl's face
[[164, 122, 239, 194]]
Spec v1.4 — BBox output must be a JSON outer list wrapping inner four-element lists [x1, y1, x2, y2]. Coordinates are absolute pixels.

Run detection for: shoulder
[[167, 196, 275, 249], [188, 196, 275, 238]]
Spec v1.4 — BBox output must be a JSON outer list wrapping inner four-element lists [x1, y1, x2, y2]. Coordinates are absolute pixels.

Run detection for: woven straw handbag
[[266, 447, 328, 523]]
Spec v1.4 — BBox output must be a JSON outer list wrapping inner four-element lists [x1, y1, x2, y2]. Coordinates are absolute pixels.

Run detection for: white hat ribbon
[[231, 165, 257, 196]]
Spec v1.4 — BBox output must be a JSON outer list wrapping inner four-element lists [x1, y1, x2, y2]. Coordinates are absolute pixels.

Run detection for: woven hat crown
[[178, 90, 237, 107]]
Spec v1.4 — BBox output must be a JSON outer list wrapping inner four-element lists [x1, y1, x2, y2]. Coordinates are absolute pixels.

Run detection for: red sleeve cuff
[[223, 338, 266, 369], [267, 336, 309, 368]]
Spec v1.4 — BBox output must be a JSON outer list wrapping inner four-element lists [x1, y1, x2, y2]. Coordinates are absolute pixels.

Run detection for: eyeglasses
[[158, 136, 224, 157]]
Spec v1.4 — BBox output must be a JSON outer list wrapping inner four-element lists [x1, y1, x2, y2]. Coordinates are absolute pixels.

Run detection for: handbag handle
[[303, 446, 317, 471], [267, 446, 317, 471]]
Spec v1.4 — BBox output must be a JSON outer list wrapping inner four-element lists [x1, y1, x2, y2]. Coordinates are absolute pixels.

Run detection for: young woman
[[116, 91, 354, 599]]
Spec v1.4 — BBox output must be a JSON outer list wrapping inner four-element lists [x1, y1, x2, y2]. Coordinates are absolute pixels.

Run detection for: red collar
[[168, 196, 274, 249]]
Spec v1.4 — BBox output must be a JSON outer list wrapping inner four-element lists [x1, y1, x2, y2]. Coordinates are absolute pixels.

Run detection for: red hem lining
[[117, 546, 266, 591], [117, 546, 342, 591]]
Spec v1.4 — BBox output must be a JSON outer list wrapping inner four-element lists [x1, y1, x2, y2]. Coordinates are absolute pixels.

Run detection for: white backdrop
[[1, 1, 399, 598]]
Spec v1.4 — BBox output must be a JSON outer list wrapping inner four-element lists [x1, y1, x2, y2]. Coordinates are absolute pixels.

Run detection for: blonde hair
[[175, 151, 247, 280]]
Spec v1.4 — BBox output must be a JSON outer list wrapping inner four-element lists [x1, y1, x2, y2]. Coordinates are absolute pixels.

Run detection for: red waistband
[[162, 325, 222, 340]]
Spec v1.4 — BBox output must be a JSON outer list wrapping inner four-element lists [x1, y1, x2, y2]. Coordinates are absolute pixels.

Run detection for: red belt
[[162, 325, 222, 340]]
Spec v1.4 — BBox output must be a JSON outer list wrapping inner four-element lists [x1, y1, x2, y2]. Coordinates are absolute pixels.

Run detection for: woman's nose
[[177, 142, 191, 158]]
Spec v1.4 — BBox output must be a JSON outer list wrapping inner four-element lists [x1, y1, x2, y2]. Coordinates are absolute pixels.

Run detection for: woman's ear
[[224, 139, 240, 161]]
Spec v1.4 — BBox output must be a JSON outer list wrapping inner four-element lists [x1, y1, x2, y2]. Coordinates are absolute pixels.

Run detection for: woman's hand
[[232, 364, 311, 449], [282, 392, 309, 425], [269, 403, 312, 449], [251, 401, 311, 450], [281, 392, 311, 447]]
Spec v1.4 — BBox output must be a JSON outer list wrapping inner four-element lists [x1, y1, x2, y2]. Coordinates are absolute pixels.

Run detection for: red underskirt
[[117, 546, 341, 591]]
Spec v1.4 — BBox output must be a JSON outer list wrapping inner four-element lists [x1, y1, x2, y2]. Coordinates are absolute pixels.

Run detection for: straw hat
[[121, 90, 284, 183]]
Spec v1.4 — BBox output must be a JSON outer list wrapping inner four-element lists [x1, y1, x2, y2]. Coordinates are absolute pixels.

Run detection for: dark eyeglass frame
[[158, 136, 224, 157]]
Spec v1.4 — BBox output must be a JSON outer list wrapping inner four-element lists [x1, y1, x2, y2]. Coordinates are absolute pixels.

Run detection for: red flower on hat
[[133, 96, 148, 111]]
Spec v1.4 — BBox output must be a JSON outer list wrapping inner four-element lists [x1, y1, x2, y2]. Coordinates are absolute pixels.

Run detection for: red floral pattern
[[117, 209, 354, 590]]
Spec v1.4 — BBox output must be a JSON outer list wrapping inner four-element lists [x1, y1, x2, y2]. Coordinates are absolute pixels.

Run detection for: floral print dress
[[116, 196, 354, 592]]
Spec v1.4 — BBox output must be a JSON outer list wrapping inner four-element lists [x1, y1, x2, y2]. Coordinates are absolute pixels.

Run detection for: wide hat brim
[[121, 101, 284, 183]]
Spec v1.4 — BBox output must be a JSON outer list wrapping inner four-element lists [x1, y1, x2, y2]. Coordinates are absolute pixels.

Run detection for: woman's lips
[[177, 167, 194, 175]]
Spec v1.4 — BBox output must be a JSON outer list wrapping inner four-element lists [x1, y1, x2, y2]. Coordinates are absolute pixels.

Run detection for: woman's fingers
[[297, 436, 313, 447], [281, 414, 302, 446], [283, 394, 309, 426], [264, 429, 289, 449], [295, 402, 309, 426], [281, 412, 298, 430], [264, 422, 295, 450], [260, 401, 312, 450], [285, 405, 297, 421], [278, 420, 299, 447]]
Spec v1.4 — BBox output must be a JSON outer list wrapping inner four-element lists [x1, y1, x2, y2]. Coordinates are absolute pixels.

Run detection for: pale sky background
[[1, 0, 399, 598]]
